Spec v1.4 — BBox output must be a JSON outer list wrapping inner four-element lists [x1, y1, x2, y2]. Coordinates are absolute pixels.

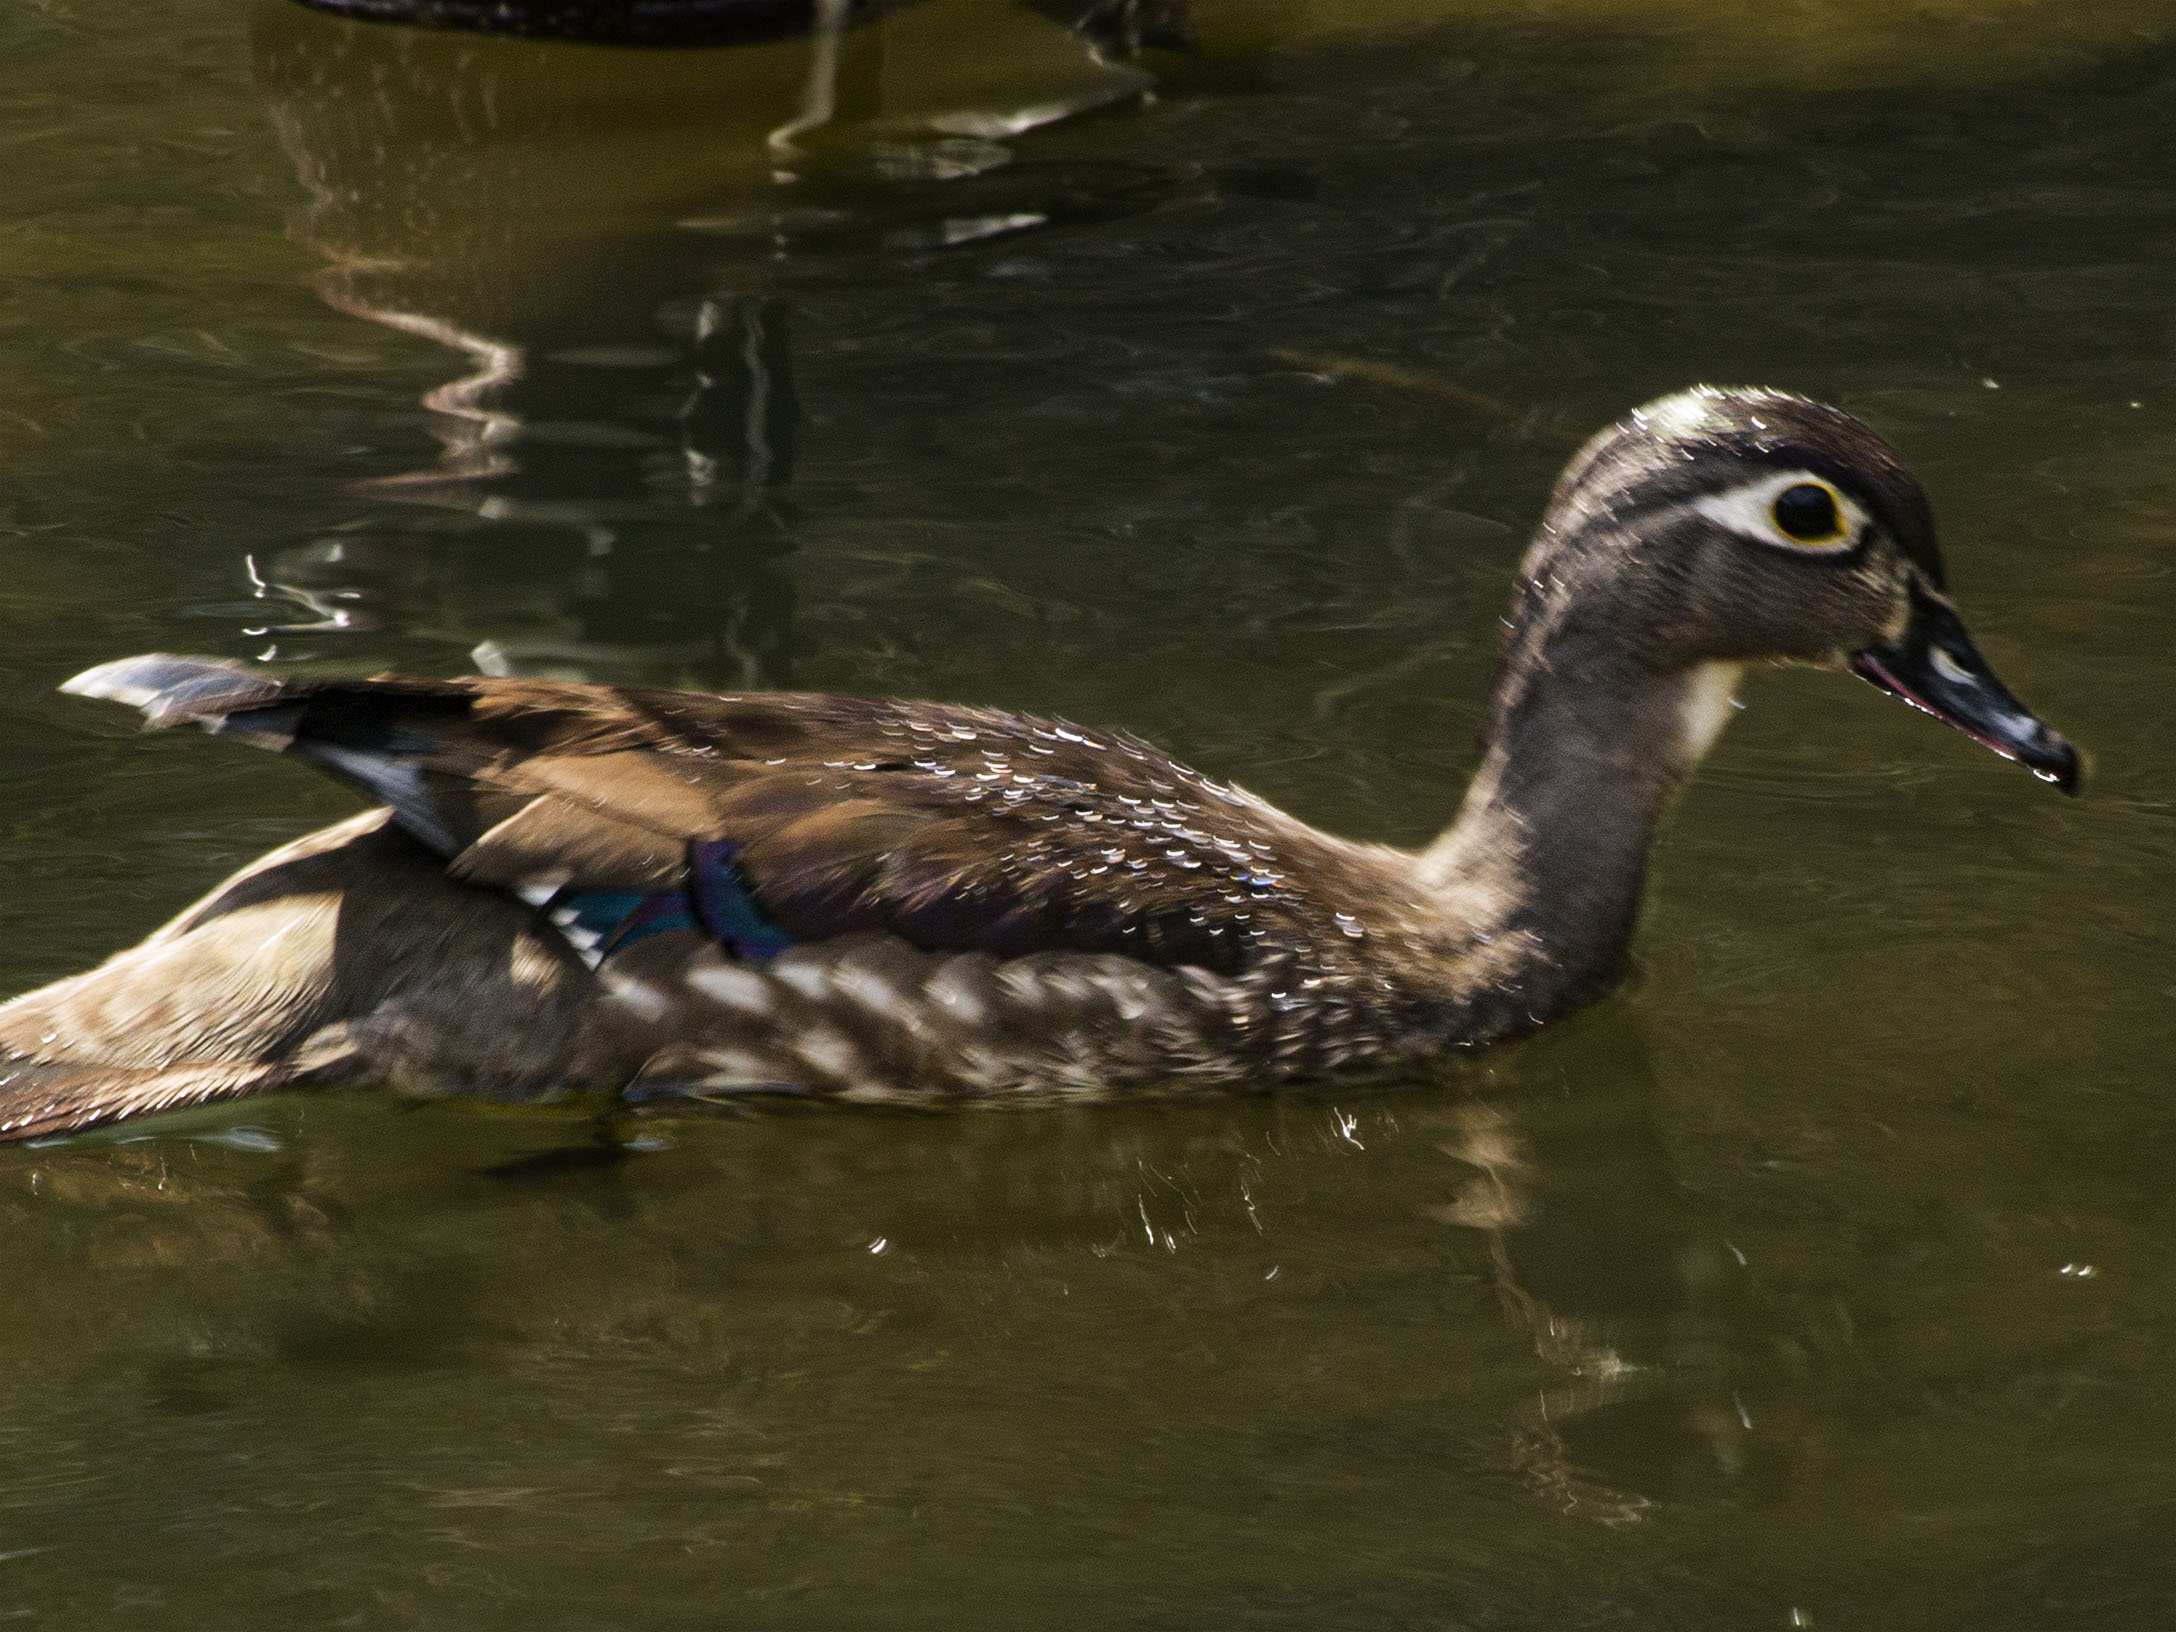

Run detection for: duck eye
[[1771, 482, 1844, 544]]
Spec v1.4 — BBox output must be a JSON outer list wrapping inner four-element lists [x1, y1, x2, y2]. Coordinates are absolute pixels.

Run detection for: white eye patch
[[1689, 470, 1870, 555]]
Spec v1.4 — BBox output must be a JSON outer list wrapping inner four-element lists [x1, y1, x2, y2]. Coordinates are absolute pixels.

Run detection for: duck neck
[[1419, 648, 1742, 1027]]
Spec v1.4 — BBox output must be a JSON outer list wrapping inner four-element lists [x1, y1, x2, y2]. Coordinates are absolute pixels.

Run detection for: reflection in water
[[18, 1026, 1768, 1524], [1431, 1026, 1757, 1519], [248, 0, 1184, 686], [295, 295, 803, 687]]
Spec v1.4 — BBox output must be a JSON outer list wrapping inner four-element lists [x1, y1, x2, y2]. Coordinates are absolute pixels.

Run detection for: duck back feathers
[[64, 655, 1407, 978]]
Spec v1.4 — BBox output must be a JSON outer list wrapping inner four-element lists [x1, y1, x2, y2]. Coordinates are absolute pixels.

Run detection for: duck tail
[[61, 653, 297, 738], [60, 655, 486, 858]]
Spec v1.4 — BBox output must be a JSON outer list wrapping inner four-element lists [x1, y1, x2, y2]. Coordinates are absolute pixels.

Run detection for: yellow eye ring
[[1770, 480, 1849, 547]]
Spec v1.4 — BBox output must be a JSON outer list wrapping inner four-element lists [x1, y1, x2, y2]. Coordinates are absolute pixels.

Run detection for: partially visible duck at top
[[0, 387, 2079, 1143]]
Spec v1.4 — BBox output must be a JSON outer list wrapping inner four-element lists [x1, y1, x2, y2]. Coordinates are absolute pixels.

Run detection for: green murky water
[[2, 1, 2173, 1624]]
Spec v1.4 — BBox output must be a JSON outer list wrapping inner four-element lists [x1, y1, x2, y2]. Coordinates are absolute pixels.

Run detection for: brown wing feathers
[[62, 656, 1344, 976]]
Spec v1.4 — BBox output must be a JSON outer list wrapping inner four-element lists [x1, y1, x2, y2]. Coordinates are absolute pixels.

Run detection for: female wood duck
[[0, 388, 2079, 1142]]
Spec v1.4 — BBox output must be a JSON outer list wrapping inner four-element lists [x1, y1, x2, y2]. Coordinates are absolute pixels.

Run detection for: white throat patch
[[1675, 660, 1745, 765]]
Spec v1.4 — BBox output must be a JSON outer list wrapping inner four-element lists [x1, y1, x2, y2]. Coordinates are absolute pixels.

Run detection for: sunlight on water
[[0, 0, 2172, 1626]]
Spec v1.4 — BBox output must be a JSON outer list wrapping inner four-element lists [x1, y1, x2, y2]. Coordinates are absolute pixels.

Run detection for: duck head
[[1501, 385, 2079, 792]]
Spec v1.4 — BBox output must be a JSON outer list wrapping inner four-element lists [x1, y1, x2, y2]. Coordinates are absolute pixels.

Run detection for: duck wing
[[65, 656, 1349, 975]]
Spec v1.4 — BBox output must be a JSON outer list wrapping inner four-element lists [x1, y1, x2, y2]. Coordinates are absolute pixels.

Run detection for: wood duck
[[0, 388, 2079, 1143]]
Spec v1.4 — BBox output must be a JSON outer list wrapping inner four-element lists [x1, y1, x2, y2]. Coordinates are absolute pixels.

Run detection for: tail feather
[[62, 654, 292, 734], [61, 654, 487, 856]]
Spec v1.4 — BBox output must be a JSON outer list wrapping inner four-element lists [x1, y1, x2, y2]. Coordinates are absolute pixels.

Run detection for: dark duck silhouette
[[0, 388, 2079, 1142]]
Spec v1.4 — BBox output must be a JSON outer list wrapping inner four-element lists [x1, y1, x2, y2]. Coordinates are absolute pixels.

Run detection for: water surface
[[1, 1, 2172, 1626]]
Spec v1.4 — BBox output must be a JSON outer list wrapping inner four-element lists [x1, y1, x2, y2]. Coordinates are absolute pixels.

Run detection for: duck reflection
[[1430, 1022, 1760, 1518], [247, 0, 1185, 686], [11, 1026, 1773, 1509]]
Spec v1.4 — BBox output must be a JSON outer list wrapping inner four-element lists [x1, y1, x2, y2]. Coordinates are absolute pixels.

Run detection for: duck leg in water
[[0, 388, 2077, 1143]]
